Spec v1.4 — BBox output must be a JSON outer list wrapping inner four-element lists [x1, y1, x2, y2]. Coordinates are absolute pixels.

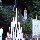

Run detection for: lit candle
[[18, 22, 20, 30], [16, 8, 17, 28], [36, 15, 37, 20], [9, 27, 10, 32]]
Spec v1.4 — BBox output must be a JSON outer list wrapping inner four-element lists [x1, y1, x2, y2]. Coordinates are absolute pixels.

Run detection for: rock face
[[0, 0, 2, 10]]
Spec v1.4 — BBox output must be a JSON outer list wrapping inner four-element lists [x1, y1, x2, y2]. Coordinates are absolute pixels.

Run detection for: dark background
[[2, 0, 15, 5]]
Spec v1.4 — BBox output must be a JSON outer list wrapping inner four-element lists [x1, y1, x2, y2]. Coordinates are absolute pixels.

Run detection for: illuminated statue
[[23, 8, 27, 20], [0, 28, 3, 40], [32, 15, 40, 40]]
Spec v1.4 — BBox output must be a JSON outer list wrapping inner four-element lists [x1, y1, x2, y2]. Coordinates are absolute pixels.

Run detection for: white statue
[[0, 28, 3, 40], [32, 15, 40, 40], [23, 8, 27, 20]]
